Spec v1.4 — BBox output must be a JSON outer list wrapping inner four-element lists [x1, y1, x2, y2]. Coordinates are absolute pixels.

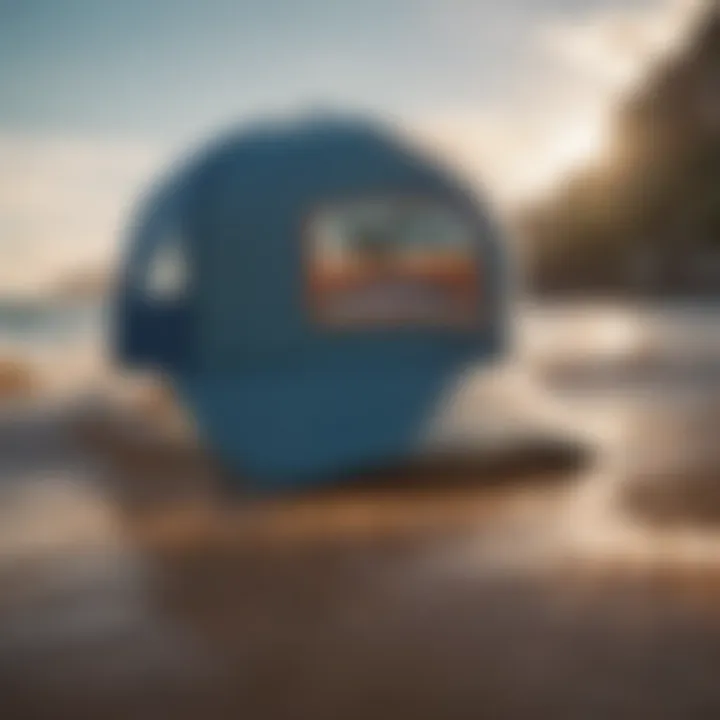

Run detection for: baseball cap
[[116, 115, 508, 489]]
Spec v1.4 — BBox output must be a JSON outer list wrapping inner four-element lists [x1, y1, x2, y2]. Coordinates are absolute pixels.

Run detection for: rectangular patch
[[306, 197, 481, 329]]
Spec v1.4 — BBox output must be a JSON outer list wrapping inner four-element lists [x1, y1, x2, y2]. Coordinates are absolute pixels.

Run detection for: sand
[[0, 373, 719, 720]]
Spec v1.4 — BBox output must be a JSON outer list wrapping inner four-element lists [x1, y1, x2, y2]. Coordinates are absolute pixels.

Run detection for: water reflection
[[519, 303, 720, 569]]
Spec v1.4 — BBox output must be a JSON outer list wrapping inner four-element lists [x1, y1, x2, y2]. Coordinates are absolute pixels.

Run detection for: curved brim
[[176, 357, 469, 490]]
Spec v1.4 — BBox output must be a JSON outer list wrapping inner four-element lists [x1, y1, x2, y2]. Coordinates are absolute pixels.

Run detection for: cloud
[[414, 0, 707, 208], [0, 133, 165, 295], [538, 0, 705, 93]]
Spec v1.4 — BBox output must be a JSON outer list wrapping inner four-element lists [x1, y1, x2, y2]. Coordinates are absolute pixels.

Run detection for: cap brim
[[176, 357, 468, 490]]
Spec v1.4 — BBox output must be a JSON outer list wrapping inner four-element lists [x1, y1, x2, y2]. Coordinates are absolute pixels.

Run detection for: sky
[[0, 0, 706, 294]]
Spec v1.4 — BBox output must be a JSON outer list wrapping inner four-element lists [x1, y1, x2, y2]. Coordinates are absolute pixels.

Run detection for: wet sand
[[1, 380, 720, 720], [3, 301, 720, 719]]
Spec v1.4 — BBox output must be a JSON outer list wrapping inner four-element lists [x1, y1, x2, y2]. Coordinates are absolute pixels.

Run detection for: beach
[[2, 303, 720, 718]]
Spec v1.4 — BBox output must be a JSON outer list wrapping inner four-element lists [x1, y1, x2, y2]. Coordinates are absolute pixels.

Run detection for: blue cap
[[116, 116, 507, 490]]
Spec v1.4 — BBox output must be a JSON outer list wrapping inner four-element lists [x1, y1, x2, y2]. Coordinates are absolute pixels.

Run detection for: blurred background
[[1, 1, 720, 718]]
